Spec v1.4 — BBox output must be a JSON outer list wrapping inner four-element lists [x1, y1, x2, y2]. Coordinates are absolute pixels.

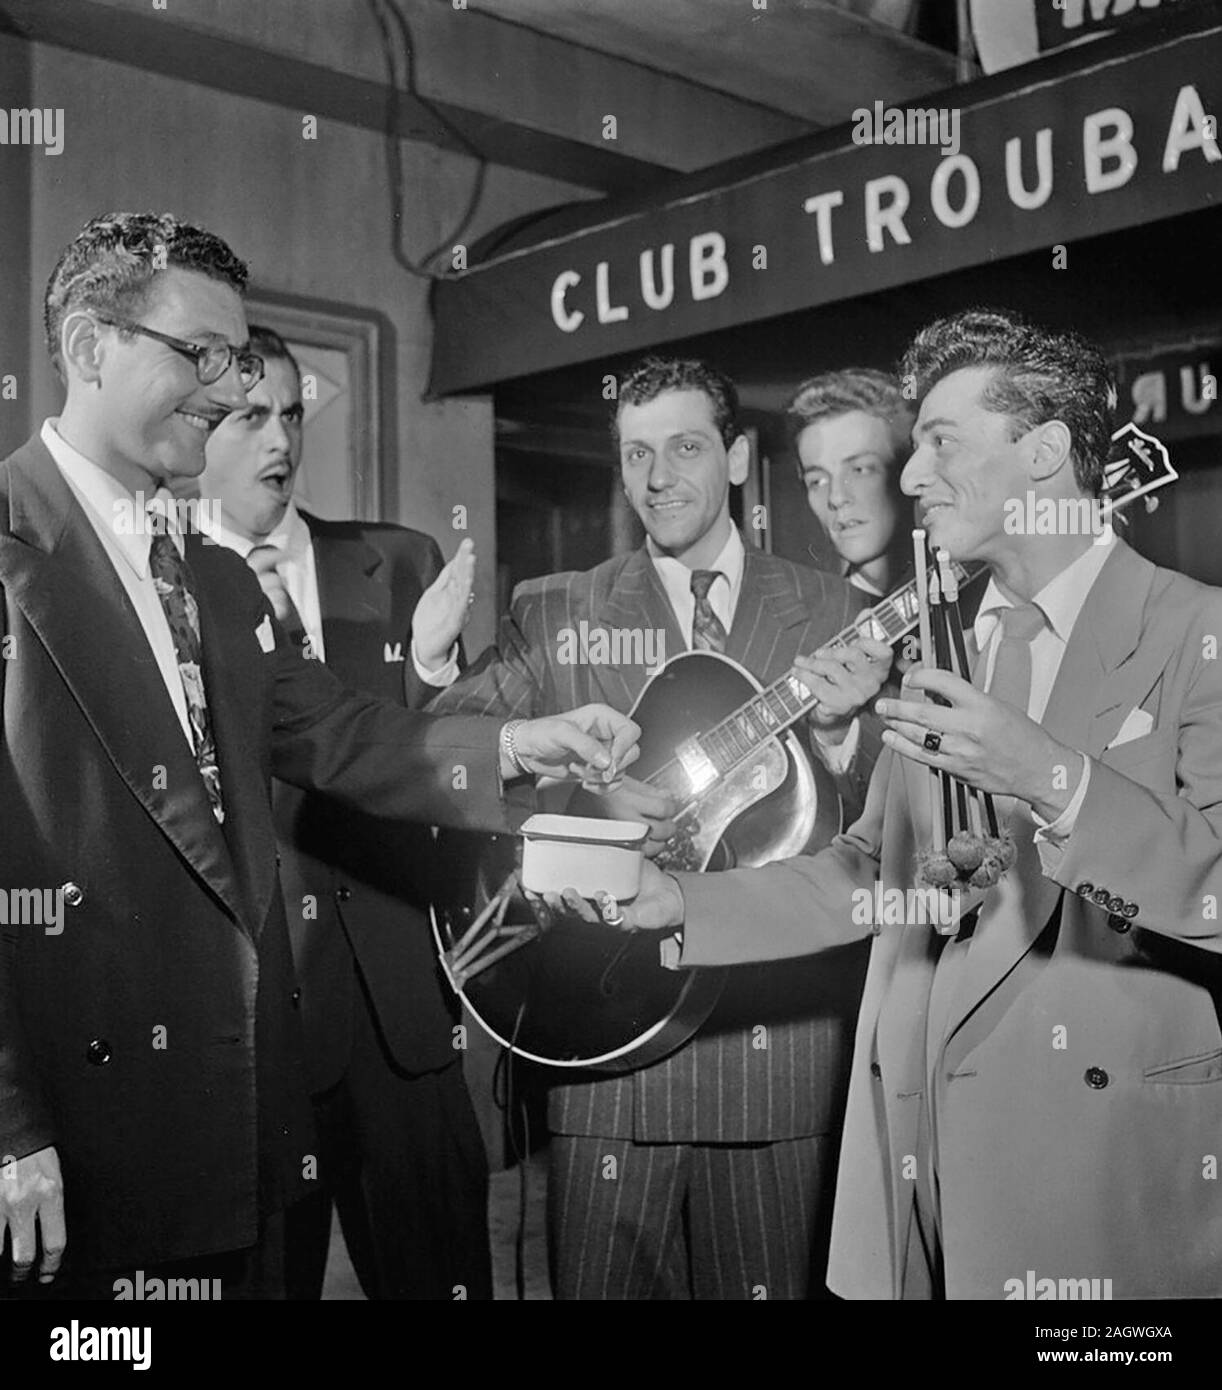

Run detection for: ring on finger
[[923, 730, 943, 753]]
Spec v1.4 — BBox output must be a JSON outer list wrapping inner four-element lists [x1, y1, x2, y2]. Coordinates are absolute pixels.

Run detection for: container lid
[[520, 813, 649, 847]]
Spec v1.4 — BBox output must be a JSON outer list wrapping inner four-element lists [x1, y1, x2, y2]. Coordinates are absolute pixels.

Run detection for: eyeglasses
[[94, 315, 264, 390]]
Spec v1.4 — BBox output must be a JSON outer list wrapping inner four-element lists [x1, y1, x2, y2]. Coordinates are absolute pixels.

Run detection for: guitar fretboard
[[648, 562, 975, 800]]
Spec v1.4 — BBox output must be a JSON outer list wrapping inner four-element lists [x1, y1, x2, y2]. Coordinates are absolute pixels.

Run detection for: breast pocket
[[1102, 726, 1176, 785], [1143, 1046, 1222, 1086]]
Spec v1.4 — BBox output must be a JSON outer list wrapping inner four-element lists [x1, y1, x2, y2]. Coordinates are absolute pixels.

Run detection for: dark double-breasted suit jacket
[[273, 513, 466, 1091], [429, 542, 875, 1145], [0, 438, 508, 1274]]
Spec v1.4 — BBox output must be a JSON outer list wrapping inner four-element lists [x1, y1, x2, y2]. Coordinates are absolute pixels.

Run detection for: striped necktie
[[690, 569, 728, 654], [148, 531, 225, 822]]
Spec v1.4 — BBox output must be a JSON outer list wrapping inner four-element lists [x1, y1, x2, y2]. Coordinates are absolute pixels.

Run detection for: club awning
[[428, 2, 1222, 397]]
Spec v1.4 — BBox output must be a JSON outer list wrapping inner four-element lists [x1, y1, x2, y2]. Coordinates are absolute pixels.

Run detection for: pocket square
[[255, 614, 275, 654], [1106, 706, 1153, 749]]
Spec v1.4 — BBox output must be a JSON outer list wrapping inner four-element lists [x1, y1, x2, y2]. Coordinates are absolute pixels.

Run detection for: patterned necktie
[[981, 601, 1045, 715], [148, 532, 225, 822], [690, 569, 728, 654]]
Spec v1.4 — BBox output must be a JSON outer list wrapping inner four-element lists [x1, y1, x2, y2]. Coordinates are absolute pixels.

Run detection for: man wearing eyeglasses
[[0, 212, 638, 1299]]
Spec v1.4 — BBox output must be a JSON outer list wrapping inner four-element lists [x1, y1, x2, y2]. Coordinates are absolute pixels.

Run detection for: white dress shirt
[[648, 524, 744, 645], [200, 500, 328, 661], [42, 418, 194, 748], [972, 527, 1118, 844], [847, 568, 887, 599]]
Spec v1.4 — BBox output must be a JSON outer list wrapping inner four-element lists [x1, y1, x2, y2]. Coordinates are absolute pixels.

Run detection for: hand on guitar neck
[[797, 632, 894, 744]]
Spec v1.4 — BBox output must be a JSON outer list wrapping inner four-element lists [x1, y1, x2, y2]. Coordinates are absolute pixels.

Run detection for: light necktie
[[148, 532, 225, 822], [690, 569, 728, 654], [981, 602, 1045, 713]]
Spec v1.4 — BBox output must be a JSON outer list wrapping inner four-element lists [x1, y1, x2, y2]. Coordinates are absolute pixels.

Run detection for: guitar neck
[[649, 562, 980, 799]]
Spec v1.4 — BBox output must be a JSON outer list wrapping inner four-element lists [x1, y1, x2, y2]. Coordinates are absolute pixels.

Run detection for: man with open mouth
[[195, 325, 492, 1301]]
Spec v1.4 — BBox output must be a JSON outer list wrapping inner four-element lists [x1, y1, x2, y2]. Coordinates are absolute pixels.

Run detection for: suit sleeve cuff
[[1034, 752, 1091, 868], [412, 639, 460, 688]]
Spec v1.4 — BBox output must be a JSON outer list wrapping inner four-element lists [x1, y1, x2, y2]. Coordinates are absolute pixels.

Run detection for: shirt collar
[[197, 497, 310, 561], [266, 500, 312, 561], [647, 523, 745, 595], [974, 527, 1118, 648], [847, 567, 886, 599], [41, 418, 177, 578]]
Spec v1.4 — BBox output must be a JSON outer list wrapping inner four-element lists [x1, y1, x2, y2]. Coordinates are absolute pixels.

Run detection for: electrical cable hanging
[[367, 0, 489, 280]]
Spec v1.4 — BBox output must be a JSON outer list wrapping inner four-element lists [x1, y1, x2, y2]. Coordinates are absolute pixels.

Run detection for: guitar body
[[631, 652, 841, 875], [431, 651, 842, 1072]]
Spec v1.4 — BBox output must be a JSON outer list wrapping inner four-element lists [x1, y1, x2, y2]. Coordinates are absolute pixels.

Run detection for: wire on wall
[[367, 0, 489, 280]]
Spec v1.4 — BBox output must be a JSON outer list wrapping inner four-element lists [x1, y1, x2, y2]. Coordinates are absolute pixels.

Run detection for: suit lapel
[[189, 534, 279, 935], [728, 548, 817, 679], [939, 541, 1156, 1059], [591, 548, 684, 707], [0, 441, 244, 924], [309, 521, 390, 680]]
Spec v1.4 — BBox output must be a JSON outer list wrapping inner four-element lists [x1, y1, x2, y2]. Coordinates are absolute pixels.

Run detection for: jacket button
[[1107, 895, 1125, 914], [1106, 913, 1130, 933], [1084, 1066, 1109, 1089], [290, 987, 302, 1007], [61, 882, 85, 908], [86, 1038, 112, 1066], [1091, 888, 1110, 907], [1122, 902, 1138, 919], [335, 886, 351, 902], [275, 852, 282, 867], [869, 1061, 881, 1078], [1075, 882, 1094, 898]]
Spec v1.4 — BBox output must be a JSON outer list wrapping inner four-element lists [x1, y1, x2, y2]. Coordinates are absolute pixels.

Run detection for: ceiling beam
[[0, 0, 811, 194]]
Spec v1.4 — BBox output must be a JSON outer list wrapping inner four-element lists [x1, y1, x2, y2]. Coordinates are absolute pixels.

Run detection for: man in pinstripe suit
[[428, 357, 891, 1299]]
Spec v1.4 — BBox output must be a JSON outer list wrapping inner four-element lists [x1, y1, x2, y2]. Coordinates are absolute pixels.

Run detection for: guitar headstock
[[1102, 423, 1178, 517]]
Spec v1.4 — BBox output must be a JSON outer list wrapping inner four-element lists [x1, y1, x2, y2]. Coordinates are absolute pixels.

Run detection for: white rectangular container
[[519, 814, 649, 901]]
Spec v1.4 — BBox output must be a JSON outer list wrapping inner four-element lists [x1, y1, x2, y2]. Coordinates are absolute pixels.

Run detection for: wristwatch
[[500, 719, 528, 778]]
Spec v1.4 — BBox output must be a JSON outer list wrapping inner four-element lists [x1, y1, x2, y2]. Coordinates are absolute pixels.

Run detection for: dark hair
[[44, 211, 250, 376], [787, 367, 912, 477], [900, 308, 1116, 495], [247, 324, 301, 382], [613, 355, 741, 450]]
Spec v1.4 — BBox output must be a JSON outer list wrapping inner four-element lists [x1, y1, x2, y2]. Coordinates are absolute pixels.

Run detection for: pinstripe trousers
[[548, 1134, 836, 1300]]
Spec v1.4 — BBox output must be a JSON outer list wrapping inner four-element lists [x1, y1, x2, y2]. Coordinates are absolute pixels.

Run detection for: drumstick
[[931, 573, 968, 839], [936, 550, 995, 841], [912, 530, 946, 854], [934, 553, 976, 837]]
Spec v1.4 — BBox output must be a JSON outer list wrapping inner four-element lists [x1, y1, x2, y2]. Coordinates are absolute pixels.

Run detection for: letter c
[[551, 271, 584, 333]]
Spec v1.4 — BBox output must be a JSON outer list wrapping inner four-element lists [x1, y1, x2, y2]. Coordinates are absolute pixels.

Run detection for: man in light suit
[[197, 326, 491, 1299], [429, 356, 893, 1299], [613, 309, 1222, 1298], [0, 212, 635, 1298]]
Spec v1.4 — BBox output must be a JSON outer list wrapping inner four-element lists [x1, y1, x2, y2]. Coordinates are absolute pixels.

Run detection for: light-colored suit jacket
[[680, 540, 1222, 1298], [429, 541, 875, 1143]]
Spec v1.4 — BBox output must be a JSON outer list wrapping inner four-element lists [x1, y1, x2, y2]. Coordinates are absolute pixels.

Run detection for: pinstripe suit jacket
[[428, 541, 877, 1143]]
